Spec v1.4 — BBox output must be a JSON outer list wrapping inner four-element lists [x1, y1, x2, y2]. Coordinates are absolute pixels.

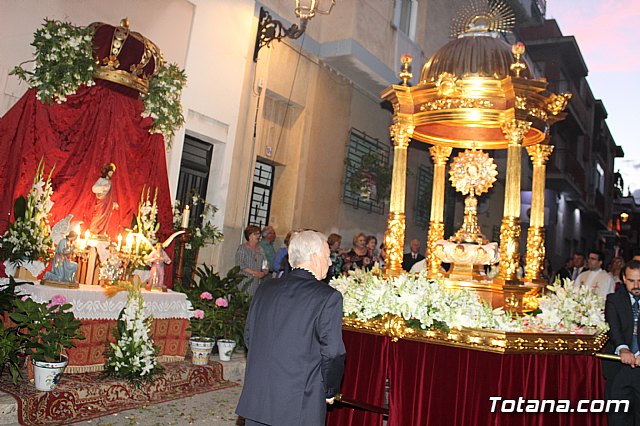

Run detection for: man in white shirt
[[576, 250, 615, 298]]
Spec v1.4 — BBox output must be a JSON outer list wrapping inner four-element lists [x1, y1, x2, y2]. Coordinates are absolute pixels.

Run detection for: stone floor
[[0, 354, 247, 426]]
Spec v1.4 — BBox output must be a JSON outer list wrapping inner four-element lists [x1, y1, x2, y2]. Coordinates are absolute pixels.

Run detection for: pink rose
[[215, 297, 228, 308], [200, 292, 213, 300], [50, 294, 68, 306], [193, 309, 205, 319], [47, 294, 68, 312]]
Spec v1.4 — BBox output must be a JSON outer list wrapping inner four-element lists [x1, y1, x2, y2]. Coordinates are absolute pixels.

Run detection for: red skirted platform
[[70, 318, 190, 371], [327, 330, 607, 426], [0, 361, 237, 426]]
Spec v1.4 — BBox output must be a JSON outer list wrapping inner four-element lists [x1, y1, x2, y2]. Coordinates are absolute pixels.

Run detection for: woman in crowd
[[327, 233, 344, 279], [366, 235, 382, 266], [342, 232, 374, 272], [608, 256, 625, 291], [235, 225, 270, 296]]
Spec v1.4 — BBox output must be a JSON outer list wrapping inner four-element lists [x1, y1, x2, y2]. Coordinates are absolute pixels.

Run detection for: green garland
[[10, 19, 95, 105], [142, 63, 187, 148]]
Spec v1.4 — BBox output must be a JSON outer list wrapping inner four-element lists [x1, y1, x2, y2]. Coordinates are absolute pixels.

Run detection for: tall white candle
[[181, 205, 190, 228]]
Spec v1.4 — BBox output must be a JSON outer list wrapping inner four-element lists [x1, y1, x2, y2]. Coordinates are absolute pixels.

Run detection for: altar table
[[327, 330, 607, 426], [15, 283, 194, 373]]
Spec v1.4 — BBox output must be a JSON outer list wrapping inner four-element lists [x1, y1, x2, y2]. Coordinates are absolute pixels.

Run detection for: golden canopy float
[[381, 0, 570, 309]]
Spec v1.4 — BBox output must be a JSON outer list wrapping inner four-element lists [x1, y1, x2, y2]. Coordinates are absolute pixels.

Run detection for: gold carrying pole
[[384, 123, 413, 277], [427, 146, 452, 278], [524, 143, 554, 282], [498, 119, 531, 283]]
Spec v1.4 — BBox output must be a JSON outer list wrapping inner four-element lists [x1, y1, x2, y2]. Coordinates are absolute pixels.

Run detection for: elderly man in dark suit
[[402, 238, 425, 272], [236, 230, 346, 426], [603, 259, 640, 425]]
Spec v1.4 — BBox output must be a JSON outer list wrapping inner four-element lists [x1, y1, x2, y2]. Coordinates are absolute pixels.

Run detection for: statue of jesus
[[88, 163, 119, 237]]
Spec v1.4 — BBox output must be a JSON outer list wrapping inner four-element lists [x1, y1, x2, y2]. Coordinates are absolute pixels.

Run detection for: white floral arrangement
[[528, 278, 608, 333], [104, 284, 161, 385], [142, 63, 187, 148], [133, 185, 160, 247], [330, 269, 523, 332], [0, 159, 55, 266], [10, 19, 95, 104]]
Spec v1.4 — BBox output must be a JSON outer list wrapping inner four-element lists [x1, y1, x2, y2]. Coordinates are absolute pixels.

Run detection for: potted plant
[[0, 277, 26, 385], [10, 294, 84, 391], [177, 265, 248, 363]]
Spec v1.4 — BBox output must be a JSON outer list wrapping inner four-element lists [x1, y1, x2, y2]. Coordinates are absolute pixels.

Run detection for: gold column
[[498, 119, 531, 283], [427, 146, 452, 277], [524, 143, 554, 282], [384, 123, 414, 277]]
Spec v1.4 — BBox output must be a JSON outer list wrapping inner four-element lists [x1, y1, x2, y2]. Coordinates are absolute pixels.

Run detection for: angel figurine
[[99, 243, 123, 283], [44, 231, 78, 282], [145, 243, 171, 291]]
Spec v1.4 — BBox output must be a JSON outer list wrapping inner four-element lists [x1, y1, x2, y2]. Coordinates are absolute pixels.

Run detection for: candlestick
[[181, 205, 190, 228]]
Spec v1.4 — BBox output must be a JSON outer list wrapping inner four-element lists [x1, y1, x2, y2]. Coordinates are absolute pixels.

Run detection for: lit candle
[[84, 229, 91, 243], [181, 205, 190, 228], [74, 224, 82, 236], [125, 233, 134, 252], [135, 234, 141, 254], [117, 234, 122, 251]]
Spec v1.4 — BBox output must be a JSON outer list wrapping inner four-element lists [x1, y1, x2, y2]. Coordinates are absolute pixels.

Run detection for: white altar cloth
[[14, 282, 194, 320]]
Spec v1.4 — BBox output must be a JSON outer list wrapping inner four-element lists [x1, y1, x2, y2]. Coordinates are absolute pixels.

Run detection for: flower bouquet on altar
[[104, 281, 162, 386], [527, 277, 608, 333], [0, 159, 55, 278]]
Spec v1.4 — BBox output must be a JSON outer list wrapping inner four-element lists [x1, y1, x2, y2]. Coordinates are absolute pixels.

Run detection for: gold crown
[[89, 18, 164, 95]]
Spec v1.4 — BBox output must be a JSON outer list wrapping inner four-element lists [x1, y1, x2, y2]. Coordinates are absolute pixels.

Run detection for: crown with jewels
[[89, 18, 164, 95]]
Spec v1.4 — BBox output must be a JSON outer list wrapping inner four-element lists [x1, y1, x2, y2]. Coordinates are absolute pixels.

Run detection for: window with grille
[[176, 135, 213, 226], [248, 160, 274, 227], [342, 129, 391, 215], [415, 165, 433, 228]]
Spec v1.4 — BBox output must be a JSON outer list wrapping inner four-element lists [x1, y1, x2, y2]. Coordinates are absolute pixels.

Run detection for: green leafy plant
[[0, 322, 23, 386], [176, 266, 249, 347], [10, 19, 95, 104], [142, 63, 187, 148], [10, 295, 84, 362]]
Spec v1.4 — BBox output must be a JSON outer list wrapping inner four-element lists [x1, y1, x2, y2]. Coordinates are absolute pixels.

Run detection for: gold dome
[[420, 34, 532, 82]]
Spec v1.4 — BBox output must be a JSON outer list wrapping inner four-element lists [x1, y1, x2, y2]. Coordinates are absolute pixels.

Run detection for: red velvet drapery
[[0, 83, 174, 285], [328, 330, 607, 426], [326, 331, 389, 426]]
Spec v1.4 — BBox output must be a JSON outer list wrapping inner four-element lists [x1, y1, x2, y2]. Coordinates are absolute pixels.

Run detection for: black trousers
[[609, 366, 640, 425]]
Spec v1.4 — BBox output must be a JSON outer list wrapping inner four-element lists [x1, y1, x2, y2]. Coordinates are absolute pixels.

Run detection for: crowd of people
[[234, 226, 432, 295]]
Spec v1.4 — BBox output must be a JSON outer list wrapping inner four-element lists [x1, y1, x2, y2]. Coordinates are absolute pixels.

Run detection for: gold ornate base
[[442, 278, 536, 314], [343, 316, 606, 355]]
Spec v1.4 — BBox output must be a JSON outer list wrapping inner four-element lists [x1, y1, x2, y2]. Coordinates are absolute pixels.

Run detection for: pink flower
[[21, 295, 29, 302], [46, 294, 68, 312], [215, 297, 228, 308], [200, 292, 213, 300], [193, 309, 205, 319], [50, 294, 67, 306]]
